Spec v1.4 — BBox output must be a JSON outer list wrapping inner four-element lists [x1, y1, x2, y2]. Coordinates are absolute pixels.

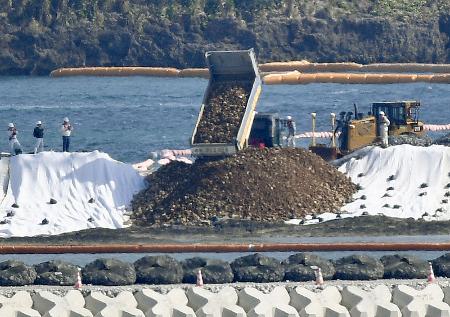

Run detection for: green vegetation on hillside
[[0, 0, 449, 75]]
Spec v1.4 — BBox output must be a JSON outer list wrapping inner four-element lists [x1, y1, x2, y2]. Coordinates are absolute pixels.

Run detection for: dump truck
[[190, 49, 262, 157], [310, 100, 425, 159]]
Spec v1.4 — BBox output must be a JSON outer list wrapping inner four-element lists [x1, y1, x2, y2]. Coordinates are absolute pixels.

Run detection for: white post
[[311, 112, 317, 146], [331, 113, 336, 147]]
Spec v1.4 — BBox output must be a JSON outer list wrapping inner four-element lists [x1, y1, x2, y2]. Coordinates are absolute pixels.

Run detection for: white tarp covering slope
[[337, 144, 450, 220], [0, 151, 145, 237]]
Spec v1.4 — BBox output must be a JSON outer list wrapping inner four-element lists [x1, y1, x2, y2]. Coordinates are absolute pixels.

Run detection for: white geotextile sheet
[[338, 144, 450, 220], [0, 151, 145, 237]]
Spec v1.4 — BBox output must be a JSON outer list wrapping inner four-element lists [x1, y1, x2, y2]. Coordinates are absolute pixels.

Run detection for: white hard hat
[[286, 116, 292, 120], [63, 117, 69, 122], [36, 121, 42, 125], [8, 123, 14, 128], [379, 111, 385, 116]]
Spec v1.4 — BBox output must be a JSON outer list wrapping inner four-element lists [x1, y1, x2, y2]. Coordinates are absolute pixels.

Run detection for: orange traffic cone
[[196, 269, 204, 287], [315, 268, 324, 286], [428, 262, 436, 283], [74, 267, 82, 289]]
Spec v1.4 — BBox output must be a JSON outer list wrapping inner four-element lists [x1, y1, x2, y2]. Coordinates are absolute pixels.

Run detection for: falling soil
[[193, 81, 252, 144], [131, 148, 357, 226]]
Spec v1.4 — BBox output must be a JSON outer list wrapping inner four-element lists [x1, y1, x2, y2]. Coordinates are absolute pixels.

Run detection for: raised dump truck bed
[[190, 49, 262, 157]]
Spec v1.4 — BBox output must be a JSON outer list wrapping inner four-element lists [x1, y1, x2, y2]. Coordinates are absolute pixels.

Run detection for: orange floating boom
[[1, 242, 450, 254], [263, 72, 450, 84]]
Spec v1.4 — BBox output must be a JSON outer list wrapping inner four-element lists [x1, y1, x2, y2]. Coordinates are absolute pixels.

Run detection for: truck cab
[[249, 112, 294, 148]]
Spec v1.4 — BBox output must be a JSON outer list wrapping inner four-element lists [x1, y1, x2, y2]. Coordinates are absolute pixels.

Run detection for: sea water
[[1, 76, 449, 163], [1, 76, 449, 262]]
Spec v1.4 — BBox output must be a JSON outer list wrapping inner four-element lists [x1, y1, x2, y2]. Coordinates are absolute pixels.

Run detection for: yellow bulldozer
[[310, 101, 425, 160]]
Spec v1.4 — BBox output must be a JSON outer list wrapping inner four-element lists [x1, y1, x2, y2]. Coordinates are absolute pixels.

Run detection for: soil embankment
[[2, 216, 450, 246]]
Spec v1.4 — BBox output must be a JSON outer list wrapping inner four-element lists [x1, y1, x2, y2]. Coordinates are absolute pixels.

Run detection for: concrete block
[[0, 291, 41, 317], [85, 291, 144, 317], [186, 286, 246, 317], [135, 288, 195, 317], [290, 286, 350, 317], [341, 285, 401, 317], [392, 284, 450, 317], [239, 286, 298, 317], [32, 290, 93, 317]]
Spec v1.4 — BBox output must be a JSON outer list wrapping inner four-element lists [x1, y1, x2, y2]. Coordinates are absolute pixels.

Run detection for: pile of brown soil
[[193, 81, 251, 144], [131, 148, 356, 226]]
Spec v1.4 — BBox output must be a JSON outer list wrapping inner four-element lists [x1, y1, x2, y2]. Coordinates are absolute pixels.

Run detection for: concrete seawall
[[2, 279, 450, 316]]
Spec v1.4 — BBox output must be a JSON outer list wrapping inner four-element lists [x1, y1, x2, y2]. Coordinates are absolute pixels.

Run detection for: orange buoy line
[[260, 62, 450, 73], [263, 72, 450, 84], [50, 63, 450, 78], [1, 242, 450, 254]]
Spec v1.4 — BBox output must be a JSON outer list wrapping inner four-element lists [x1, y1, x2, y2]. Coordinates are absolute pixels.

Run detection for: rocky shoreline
[[0, 2, 449, 75]]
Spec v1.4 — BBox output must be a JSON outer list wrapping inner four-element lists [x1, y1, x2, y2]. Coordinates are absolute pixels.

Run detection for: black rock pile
[[194, 81, 251, 144], [0, 252, 448, 286], [131, 147, 356, 226]]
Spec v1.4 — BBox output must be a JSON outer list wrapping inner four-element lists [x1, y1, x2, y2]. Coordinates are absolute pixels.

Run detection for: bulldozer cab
[[371, 101, 424, 135]]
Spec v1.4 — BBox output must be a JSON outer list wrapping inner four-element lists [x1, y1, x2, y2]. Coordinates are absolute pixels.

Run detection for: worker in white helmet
[[286, 116, 296, 147], [7, 123, 22, 155], [33, 121, 44, 154], [60, 117, 73, 152], [379, 111, 390, 147]]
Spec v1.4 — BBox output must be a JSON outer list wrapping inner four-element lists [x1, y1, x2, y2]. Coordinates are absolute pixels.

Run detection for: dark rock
[[6, 210, 14, 217], [381, 254, 428, 279], [432, 253, 450, 277], [34, 260, 79, 285], [194, 82, 251, 144], [333, 255, 384, 280], [83, 258, 136, 285], [88, 198, 95, 203], [389, 135, 433, 147], [134, 255, 183, 284], [41, 218, 49, 225], [0, 260, 36, 286], [11, 203, 19, 208], [181, 257, 233, 284], [49, 198, 57, 204], [387, 175, 396, 181], [231, 253, 284, 283], [282, 253, 335, 281]]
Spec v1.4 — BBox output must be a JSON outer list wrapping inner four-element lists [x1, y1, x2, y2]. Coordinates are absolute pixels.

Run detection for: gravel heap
[[132, 148, 356, 226], [193, 81, 251, 144], [389, 134, 433, 147]]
